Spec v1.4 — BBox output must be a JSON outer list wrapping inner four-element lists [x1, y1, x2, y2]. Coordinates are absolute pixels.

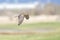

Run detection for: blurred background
[[0, 0, 60, 23], [0, 0, 60, 40]]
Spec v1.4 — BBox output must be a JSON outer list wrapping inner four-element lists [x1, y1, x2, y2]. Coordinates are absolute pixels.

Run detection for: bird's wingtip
[[18, 24, 20, 26]]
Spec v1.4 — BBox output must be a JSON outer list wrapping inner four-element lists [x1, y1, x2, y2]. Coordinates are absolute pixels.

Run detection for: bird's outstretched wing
[[18, 15, 24, 26]]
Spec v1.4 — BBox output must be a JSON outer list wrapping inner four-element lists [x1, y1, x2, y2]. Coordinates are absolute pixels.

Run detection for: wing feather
[[18, 15, 24, 26]]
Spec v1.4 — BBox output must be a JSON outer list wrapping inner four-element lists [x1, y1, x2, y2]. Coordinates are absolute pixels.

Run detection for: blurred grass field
[[0, 22, 60, 40], [0, 22, 60, 29], [0, 33, 60, 40]]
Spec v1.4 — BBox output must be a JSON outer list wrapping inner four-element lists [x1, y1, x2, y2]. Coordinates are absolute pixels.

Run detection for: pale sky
[[0, 2, 38, 9]]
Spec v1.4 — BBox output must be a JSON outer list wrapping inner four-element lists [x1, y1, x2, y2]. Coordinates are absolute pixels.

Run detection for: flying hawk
[[17, 12, 29, 26]]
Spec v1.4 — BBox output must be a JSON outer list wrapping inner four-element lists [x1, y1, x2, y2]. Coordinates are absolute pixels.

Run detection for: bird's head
[[24, 15, 29, 20]]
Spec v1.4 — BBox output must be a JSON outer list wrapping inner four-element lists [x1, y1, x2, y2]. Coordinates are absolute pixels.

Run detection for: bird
[[17, 11, 29, 26]]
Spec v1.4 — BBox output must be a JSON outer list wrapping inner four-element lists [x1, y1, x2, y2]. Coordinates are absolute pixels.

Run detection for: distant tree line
[[0, 3, 60, 16]]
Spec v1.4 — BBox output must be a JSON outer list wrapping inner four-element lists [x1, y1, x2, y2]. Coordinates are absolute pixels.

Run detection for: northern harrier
[[17, 11, 29, 26]]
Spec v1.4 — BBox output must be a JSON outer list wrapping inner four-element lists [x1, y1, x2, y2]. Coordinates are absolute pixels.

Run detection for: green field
[[0, 22, 60, 40], [0, 34, 60, 40], [0, 22, 60, 29]]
